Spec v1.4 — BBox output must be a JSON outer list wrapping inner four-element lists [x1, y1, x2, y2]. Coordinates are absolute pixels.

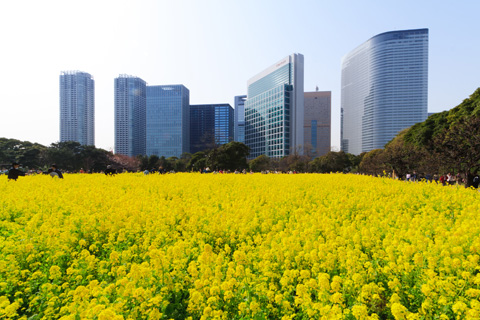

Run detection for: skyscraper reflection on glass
[[341, 29, 428, 155]]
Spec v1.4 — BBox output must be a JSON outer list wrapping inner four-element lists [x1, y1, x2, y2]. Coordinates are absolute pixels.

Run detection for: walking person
[[7, 162, 25, 181]]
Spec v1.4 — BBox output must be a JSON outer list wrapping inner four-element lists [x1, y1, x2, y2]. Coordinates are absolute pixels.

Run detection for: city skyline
[[1, 1, 479, 152]]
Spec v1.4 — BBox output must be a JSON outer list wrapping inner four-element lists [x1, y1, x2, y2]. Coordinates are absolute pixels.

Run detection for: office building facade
[[341, 29, 428, 155], [234, 95, 247, 143], [60, 71, 95, 146], [190, 104, 234, 154], [146, 85, 190, 158], [114, 75, 147, 156], [245, 53, 304, 159], [304, 91, 331, 157]]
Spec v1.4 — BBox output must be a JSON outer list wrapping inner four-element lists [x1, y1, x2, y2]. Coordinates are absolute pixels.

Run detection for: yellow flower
[[391, 303, 409, 320]]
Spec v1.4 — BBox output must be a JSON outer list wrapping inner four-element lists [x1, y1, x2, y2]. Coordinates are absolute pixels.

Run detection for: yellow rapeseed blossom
[[1, 173, 479, 319]]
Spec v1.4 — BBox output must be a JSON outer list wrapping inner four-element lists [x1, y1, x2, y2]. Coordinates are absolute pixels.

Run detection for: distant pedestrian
[[7, 162, 25, 181], [48, 164, 64, 179], [447, 173, 453, 185], [473, 174, 480, 189], [439, 175, 446, 186], [425, 173, 431, 183], [105, 165, 117, 176]]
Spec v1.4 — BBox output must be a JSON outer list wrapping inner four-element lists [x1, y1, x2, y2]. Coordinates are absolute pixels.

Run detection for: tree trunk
[[465, 171, 474, 188]]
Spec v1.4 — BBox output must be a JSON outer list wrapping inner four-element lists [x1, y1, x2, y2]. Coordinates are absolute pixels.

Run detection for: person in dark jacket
[[473, 174, 480, 189], [49, 164, 64, 179], [105, 165, 117, 176], [8, 162, 25, 181]]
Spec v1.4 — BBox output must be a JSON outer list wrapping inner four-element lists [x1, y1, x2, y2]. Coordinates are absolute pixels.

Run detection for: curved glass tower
[[341, 29, 428, 155]]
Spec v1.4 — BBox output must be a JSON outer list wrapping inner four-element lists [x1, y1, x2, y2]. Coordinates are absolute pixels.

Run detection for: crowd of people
[[396, 171, 480, 188], [2, 163, 64, 180], [3, 162, 480, 189]]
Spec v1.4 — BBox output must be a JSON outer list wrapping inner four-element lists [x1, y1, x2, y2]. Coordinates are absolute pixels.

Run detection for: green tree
[[433, 116, 480, 187], [358, 149, 387, 176], [0, 138, 47, 169], [46, 141, 84, 171], [310, 151, 352, 173], [215, 141, 250, 171], [187, 152, 207, 172], [137, 155, 149, 171], [249, 155, 271, 172], [80, 145, 109, 172], [148, 155, 160, 170]]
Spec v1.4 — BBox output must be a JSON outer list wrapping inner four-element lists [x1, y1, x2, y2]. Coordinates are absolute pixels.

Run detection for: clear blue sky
[[1, 0, 478, 151]]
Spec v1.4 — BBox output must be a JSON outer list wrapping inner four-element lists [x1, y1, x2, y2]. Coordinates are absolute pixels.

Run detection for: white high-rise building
[[59, 71, 95, 146], [245, 53, 304, 159]]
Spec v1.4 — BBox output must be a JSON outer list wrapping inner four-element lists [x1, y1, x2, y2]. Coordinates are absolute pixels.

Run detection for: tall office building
[[146, 85, 190, 158], [190, 104, 234, 154], [245, 53, 304, 159], [304, 91, 331, 157], [59, 71, 95, 146], [341, 28, 428, 155], [114, 75, 147, 156], [234, 95, 247, 143]]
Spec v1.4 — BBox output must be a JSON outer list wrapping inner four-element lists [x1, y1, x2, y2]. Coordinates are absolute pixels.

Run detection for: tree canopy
[[359, 87, 480, 186]]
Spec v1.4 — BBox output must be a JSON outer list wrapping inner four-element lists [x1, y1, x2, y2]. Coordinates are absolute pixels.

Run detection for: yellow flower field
[[1, 173, 480, 319]]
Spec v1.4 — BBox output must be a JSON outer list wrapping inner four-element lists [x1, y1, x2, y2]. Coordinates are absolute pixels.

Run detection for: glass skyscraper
[[190, 104, 233, 154], [146, 85, 190, 158], [60, 71, 95, 146], [341, 29, 428, 155], [245, 53, 304, 159], [304, 91, 331, 157], [114, 75, 147, 157], [234, 95, 247, 143]]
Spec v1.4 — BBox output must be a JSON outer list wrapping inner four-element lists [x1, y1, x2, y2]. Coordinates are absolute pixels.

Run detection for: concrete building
[[114, 75, 147, 156], [146, 85, 190, 158], [190, 104, 234, 154], [341, 29, 428, 155], [234, 95, 247, 143], [60, 71, 95, 146], [245, 53, 304, 159], [304, 91, 331, 157]]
